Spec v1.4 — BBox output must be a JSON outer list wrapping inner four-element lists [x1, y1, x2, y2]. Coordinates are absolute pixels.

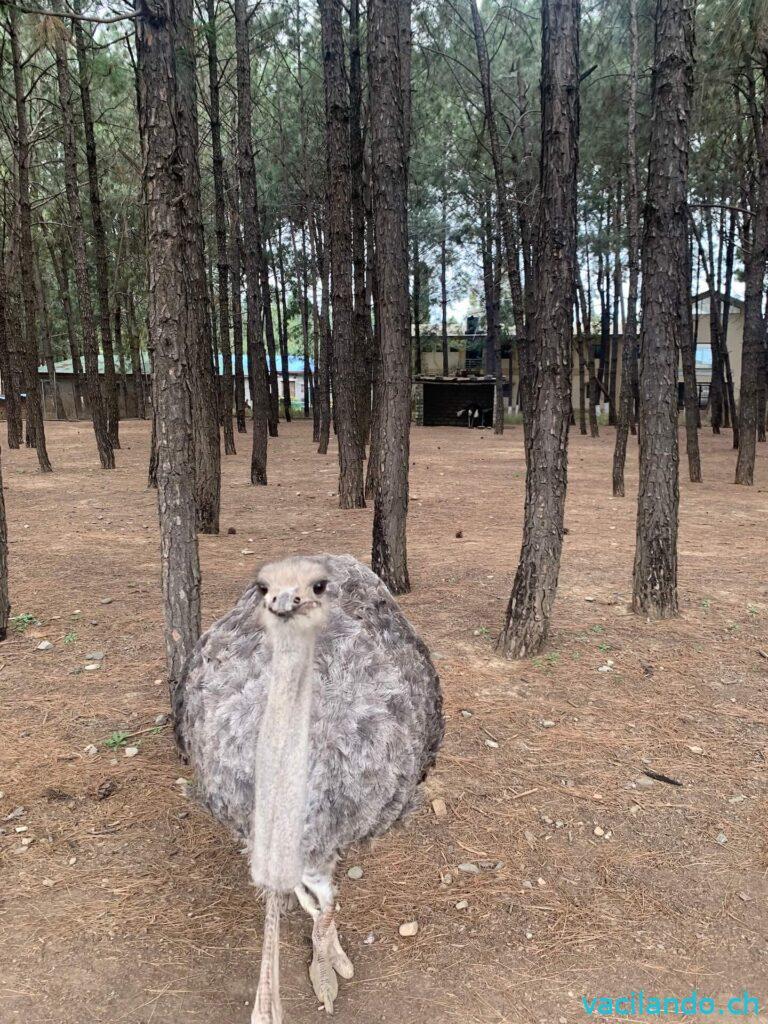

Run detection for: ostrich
[[175, 554, 444, 1023]]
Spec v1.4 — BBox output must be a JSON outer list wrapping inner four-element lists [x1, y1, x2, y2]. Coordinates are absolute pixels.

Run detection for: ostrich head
[[254, 556, 331, 638]]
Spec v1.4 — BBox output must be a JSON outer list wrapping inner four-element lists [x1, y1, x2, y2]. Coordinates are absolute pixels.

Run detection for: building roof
[[692, 290, 745, 310], [39, 353, 313, 376]]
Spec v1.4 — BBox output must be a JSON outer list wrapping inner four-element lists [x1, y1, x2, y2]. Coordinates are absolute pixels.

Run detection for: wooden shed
[[412, 375, 498, 427]]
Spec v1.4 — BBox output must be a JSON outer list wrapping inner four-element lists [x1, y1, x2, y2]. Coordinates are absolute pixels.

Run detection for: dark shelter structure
[[412, 374, 497, 427]]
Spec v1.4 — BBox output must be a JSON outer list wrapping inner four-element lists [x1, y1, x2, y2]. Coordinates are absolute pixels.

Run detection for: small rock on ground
[[398, 921, 418, 937], [347, 865, 363, 880], [431, 798, 448, 819]]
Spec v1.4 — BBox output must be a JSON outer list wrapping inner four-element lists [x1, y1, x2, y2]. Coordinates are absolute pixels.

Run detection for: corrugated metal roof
[[39, 353, 314, 376]]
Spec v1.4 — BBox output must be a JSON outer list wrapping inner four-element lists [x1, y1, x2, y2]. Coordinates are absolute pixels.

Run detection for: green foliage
[[104, 731, 131, 750], [10, 613, 38, 633]]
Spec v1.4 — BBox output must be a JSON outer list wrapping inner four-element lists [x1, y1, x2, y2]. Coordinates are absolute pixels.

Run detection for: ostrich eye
[[312, 580, 328, 596], [256, 583, 268, 597]]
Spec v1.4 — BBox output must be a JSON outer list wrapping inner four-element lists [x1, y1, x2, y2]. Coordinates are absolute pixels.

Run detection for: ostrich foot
[[309, 912, 354, 1014]]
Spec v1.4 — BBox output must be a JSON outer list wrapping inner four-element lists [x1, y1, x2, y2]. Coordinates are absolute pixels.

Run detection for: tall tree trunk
[[0, 263, 23, 447], [499, 0, 580, 658], [471, 0, 530, 439], [234, 0, 270, 484], [205, 0, 235, 455], [369, 0, 411, 593], [46, 238, 84, 419], [575, 292, 587, 435], [577, 274, 599, 437], [259, 215, 280, 436], [721, 209, 739, 447], [319, 0, 365, 506], [35, 257, 65, 419], [127, 291, 146, 419], [115, 300, 130, 416], [705, 211, 725, 432], [8, 10, 51, 471], [294, 221, 312, 419], [736, 68, 768, 484], [492, 225, 504, 434], [51, 1, 114, 468], [135, 0, 201, 697], [274, 236, 292, 421], [226, 177, 247, 434], [608, 185, 621, 426], [412, 231, 421, 376], [0, 444, 8, 641], [350, 0, 372, 446], [440, 187, 449, 374], [175, 0, 221, 530], [632, 0, 694, 618], [73, 3, 121, 448], [680, 233, 702, 481], [613, 0, 641, 494], [313, 215, 331, 453], [364, 210, 382, 501]]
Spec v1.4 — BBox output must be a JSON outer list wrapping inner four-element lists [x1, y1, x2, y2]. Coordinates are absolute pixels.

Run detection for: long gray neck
[[249, 626, 316, 892]]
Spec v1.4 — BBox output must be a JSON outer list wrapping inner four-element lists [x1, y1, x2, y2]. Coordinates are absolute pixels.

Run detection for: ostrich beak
[[269, 588, 300, 617]]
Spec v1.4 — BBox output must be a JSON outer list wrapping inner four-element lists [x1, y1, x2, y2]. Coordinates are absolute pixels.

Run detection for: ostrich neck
[[250, 625, 317, 892]]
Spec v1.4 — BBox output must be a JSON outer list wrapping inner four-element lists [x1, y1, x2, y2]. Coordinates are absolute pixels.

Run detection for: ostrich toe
[[310, 915, 354, 1014]]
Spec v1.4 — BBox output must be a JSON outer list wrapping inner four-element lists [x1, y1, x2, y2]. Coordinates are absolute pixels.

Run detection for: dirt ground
[[1, 419, 767, 1024]]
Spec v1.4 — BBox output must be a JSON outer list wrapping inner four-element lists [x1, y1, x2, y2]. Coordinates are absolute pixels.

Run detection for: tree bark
[[273, 235, 292, 421], [498, 0, 579, 658], [319, 0, 365, 506], [369, 0, 411, 593], [680, 233, 701, 482], [412, 231, 422, 376], [205, 0, 235, 455], [0, 262, 23, 447], [313, 214, 332, 453], [35, 255, 65, 419], [736, 66, 768, 484], [608, 185, 621, 426], [632, 0, 694, 618], [46, 238, 84, 419], [440, 187, 449, 375], [135, 0, 201, 697], [575, 292, 587, 436], [613, 0, 640, 495], [720, 209, 739, 447], [73, 3, 121, 448], [234, 0, 270, 484], [0, 444, 8, 641], [226, 175, 247, 434], [51, 0, 114, 469], [471, 0, 530, 439], [175, 0, 221, 530], [8, 9, 52, 471], [126, 292, 146, 419], [350, 0, 372, 446], [259, 214, 280, 437]]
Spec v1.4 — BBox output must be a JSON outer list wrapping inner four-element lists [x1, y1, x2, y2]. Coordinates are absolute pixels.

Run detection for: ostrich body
[[175, 554, 444, 1022]]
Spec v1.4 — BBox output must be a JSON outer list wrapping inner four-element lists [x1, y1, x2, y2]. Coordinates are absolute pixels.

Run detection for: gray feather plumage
[[175, 555, 444, 876]]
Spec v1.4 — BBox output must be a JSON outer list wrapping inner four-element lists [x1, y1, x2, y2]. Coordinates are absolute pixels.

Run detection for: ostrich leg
[[251, 892, 283, 1024], [295, 870, 353, 1014]]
